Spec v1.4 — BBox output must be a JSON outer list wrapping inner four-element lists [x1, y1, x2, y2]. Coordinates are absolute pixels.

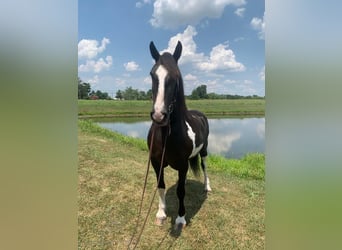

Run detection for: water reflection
[[97, 117, 265, 158]]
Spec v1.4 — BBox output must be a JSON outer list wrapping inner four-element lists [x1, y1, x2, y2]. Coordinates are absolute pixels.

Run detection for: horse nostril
[[151, 111, 165, 123]]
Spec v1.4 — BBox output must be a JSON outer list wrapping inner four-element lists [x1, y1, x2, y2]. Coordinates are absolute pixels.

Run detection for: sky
[[78, 0, 264, 97]]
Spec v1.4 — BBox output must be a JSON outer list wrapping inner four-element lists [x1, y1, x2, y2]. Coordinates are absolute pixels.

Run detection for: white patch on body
[[175, 215, 186, 226], [186, 121, 203, 158], [154, 65, 167, 115], [156, 188, 166, 219]]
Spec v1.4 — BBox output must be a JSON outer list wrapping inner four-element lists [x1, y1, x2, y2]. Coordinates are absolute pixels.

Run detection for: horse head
[[149, 41, 183, 126]]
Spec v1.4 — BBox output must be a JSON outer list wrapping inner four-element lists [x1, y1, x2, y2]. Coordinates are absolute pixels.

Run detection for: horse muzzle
[[150, 110, 169, 126]]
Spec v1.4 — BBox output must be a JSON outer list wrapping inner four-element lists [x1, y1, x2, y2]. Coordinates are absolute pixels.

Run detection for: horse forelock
[[159, 53, 181, 78]]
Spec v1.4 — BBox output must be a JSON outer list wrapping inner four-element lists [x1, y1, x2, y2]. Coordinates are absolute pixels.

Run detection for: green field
[[78, 99, 265, 118], [78, 120, 265, 249]]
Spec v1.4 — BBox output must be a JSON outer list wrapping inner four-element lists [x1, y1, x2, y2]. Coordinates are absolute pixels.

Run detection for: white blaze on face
[[154, 65, 168, 115], [186, 121, 203, 158]]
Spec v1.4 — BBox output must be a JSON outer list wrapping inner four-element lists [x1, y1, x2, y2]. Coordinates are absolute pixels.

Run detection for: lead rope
[[127, 124, 169, 250]]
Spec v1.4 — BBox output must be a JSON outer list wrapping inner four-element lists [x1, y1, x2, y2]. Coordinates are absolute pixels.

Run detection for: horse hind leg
[[175, 167, 188, 228], [201, 156, 212, 192]]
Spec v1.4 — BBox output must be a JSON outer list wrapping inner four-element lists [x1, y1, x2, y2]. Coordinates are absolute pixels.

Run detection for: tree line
[[78, 78, 264, 100], [188, 85, 264, 100], [78, 78, 111, 100]]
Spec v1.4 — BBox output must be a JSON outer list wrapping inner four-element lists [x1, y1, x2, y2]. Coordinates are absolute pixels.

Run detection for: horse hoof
[[155, 217, 166, 226], [175, 215, 186, 229], [174, 222, 186, 230]]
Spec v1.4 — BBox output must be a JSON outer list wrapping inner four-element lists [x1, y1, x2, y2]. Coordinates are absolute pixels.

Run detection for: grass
[[78, 99, 151, 117], [78, 99, 265, 118], [78, 120, 265, 249], [208, 154, 265, 180], [78, 119, 147, 151]]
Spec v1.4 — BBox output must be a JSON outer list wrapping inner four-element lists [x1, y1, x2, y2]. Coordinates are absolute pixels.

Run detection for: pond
[[97, 117, 265, 159]]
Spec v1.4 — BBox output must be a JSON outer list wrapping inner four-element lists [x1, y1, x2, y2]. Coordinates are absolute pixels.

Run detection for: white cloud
[[124, 61, 140, 71], [143, 76, 150, 83], [78, 56, 113, 73], [184, 73, 197, 81], [136, 0, 151, 8], [196, 43, 246, 72], [163, 26, 244, 72], [234, 36, 245, 42], [259, 66, 265, 81], [234, 8, 245, 17], [150, 0, 246, 29], [87, 75, 99, 85], [78, 37, 110, 59], [115, 77, 127, 86], [162, 25, 204, 65], [231, 80, 258, 96], [225, 79, 238, 84], [203, 78, 260, 96], [251, 13, 265, 40]]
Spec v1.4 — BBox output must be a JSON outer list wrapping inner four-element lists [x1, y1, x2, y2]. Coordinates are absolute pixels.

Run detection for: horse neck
[[169, 90, 188, 126]]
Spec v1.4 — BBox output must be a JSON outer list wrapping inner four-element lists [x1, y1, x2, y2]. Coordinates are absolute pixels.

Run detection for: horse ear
[[149, 41, 160, 62], [173, 41, 182, 62]]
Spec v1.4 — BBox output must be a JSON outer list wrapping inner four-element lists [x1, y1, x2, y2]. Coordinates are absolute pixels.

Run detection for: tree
[[122, 86, 140, 100], [207, 92, 221, 99], [78, 78, 91, 99], [146, 89, 152, 100], [115, 90, 123, 100], [88, 90, 111, 99], [190, 85, 208, 99], [138, 91, 146, 100]]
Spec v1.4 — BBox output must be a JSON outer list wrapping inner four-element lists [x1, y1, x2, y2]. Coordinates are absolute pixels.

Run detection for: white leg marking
[[186, 121, 203, 158], [156, 188, 167, 219], [154, 65, 167, 115], [202, 157, 212, 192], [175, 215, 186, 226]]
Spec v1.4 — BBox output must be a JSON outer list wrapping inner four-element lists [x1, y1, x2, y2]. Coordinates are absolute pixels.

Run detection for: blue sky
[[78, 0, 264, 97]]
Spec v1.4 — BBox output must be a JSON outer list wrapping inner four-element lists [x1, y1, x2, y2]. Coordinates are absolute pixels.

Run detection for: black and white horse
[[147, 41, 211, 228]]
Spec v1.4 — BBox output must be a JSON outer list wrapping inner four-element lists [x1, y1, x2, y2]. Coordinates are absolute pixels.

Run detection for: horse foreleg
[[156, 188, 166, 224], [175, 168, 187, 227], [154, 166, 167, 225]]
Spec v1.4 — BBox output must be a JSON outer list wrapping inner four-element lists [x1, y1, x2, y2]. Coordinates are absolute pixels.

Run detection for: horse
[[147, 41, 212, 228]]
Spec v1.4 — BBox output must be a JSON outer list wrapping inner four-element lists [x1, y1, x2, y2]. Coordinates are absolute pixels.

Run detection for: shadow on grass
[[165, 179, 208, 238]]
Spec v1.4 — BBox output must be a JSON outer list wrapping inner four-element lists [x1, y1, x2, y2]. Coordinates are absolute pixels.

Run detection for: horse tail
[[189, 155, 200, 178]]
